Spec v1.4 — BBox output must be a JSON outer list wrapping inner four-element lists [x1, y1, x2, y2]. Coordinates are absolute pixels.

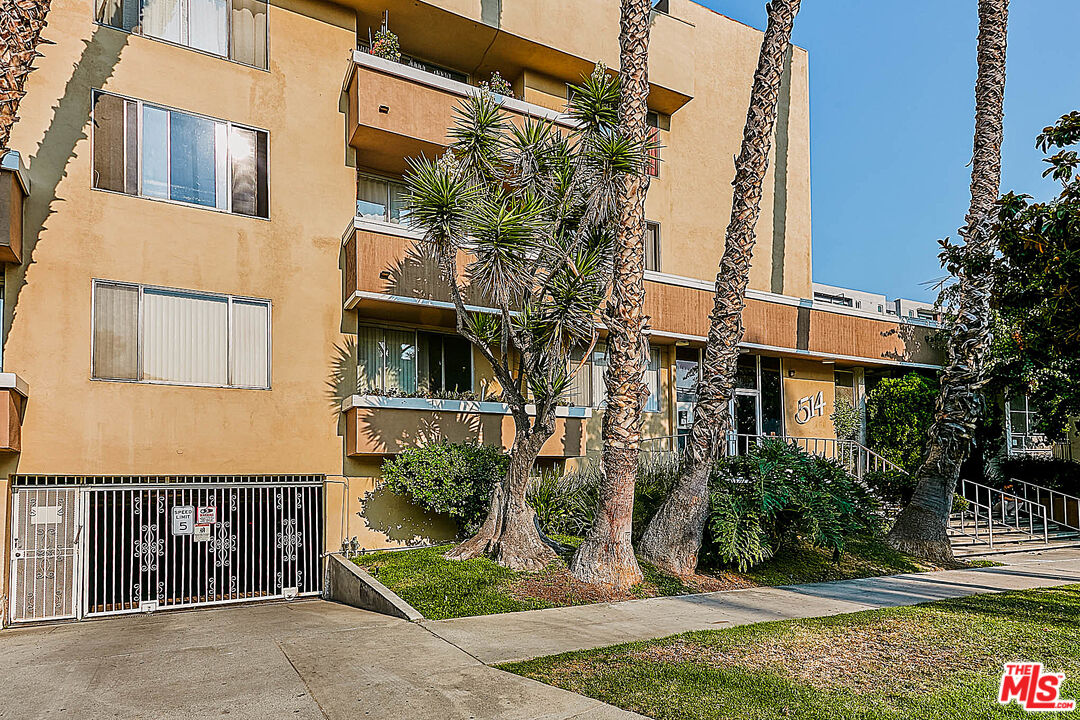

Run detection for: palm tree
[[0, 0, 52, 153], [568, 0, 653, 590], [638, 0, 802, 576], [404, 72, 641, 570], [887, 0, 1008, 562]]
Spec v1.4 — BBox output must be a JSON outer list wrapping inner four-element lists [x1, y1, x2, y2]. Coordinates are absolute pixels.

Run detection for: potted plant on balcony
[[369, 27, 401, 62], [479, 70, 514, 100]]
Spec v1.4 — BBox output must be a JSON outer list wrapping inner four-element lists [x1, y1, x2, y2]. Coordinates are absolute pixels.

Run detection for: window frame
[[356, 324, 475, 396], [90, 279, 272, 390], [355, 171, 408, 227], [645, 220, 661, 272], [93, 0, 270, 71], [580, 342, 663, 414], [90, 90, 271, 219]]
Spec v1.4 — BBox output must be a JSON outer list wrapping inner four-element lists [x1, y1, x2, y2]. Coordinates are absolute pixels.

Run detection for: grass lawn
[[502, 584, 1080, 720], [353, 536, 985, 620]]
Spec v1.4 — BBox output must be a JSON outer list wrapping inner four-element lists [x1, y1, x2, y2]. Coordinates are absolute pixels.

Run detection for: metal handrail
[[956, 478, 1049, 549], [1009, 479, 1080, 532], [727, 434, 910, 482]]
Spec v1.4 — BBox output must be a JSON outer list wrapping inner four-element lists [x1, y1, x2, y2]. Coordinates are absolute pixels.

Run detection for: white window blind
[[230, 299, 270, 388], [92, 281, 270, 388], [583, 343, 662, 413], [142, 289, 228, 385]]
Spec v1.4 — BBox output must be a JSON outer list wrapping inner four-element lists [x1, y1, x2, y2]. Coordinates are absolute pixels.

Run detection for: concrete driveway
[[0, 600, 642, 720]]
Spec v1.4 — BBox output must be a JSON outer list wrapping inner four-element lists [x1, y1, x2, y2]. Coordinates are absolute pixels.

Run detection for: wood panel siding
[[0, 170, 23, 264], [345, 227, 943, 368]]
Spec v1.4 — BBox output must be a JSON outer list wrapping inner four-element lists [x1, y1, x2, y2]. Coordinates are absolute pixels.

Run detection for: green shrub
[[527, 468, 597, 537], [381, 442, 508, 535], [866, 373, 939, 473], [705, 440, 882, 571], [864, 468, 920, 505]]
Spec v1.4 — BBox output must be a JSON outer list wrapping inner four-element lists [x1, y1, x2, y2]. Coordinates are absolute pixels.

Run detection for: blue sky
[[697, 0, 1079, 302]]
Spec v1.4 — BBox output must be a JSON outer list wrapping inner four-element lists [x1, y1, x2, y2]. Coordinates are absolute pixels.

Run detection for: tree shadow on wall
[[380, 245, 487, 307], [881, 322, 941, 365], [326, 336, 359, 413], [7, 26, 130, 350], [359, 485, 459, 546]]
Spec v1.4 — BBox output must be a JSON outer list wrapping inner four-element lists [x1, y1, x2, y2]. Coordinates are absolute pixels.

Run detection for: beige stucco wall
[[5, 0, 356, 479]]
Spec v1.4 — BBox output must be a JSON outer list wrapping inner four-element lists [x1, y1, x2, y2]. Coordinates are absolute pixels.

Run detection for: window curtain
[[567, 348, 591, 407], [356, 176, 389, 222], [140, 0, 183, 43], [188, 0, 228, 55], [230, 0, 267, 69], [230, 299, 269, 388], [92, 93, 126, 193], [96, 0, 138, 30], [643, 347, 661, 413], [381, 329, 417, 393], [590, 344, 608, 409], [92, 283, 139, 380], [142, 289, 228, 385], [355, 326, 383, 394]]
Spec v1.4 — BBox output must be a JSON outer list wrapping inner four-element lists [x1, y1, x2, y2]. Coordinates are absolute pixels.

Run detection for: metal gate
[[8, 476, 324, 623], [9, 487, 83, 622]]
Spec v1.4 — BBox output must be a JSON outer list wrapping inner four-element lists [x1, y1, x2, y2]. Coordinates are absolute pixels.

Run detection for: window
[[95, 0, 267, 69], [575, 343, 663, 413], [92, 280, 270, 388], [356, 174, 408, 225], [92, 91, 269, 218], [357, 326, 472, 395], [645, 221, 661, 272], [646, 112, 661, 177], [1008, 395, 1052, 454]]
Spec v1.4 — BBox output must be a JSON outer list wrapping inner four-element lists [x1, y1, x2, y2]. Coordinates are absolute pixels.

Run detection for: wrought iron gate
[[9, 487, 82, 623], [8, 476, 324, 623]]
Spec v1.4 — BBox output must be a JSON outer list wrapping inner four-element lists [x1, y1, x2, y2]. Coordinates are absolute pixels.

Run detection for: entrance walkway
[[424, 548, 1080, 665], [0, 600, 643, 720]]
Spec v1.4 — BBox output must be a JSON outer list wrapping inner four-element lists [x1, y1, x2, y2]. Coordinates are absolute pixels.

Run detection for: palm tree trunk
[[887, 0, 1008, 562], [446, 409, 560, 570], [569, 0, 652, 590], [638, 0, 801, 576], [0, 0, 52, 153]]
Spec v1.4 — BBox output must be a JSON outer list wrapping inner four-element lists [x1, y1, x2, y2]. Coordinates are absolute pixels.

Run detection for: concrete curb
[[325, 554, 424, 622]]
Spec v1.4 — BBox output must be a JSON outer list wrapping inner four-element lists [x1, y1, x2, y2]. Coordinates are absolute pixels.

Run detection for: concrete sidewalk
[[425, 548, 1080, 665], [0, 600, 645, 720]]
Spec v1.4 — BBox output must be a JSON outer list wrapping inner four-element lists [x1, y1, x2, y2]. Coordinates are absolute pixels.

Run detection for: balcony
[[342, 224, 944, 369], [344, 50, 574, 176], [342, 395, 590, 458], [0, 373, 29, 453], [643, 273, 943, 368], [0, 151, 29, 264]]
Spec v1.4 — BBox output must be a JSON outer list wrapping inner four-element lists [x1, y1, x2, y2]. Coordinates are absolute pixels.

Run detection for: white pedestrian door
[[9, 488, 82, 623]]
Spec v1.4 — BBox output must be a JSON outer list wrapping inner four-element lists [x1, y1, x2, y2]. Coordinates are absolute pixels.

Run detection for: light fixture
[[674, 340, 690, 347], [822, 360, 835, 365], [378, 104, 390, 114]]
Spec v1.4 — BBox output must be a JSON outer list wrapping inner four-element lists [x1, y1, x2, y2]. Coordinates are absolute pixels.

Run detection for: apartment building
[[0, 0, 942, 624]]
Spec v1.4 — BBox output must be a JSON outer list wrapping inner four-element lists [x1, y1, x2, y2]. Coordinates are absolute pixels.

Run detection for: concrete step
[[952, 536, 1080, 558]]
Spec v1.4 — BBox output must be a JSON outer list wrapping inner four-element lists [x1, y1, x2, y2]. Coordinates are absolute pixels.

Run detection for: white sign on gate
[[192, 524, 211, 542], [31, 505, 63, 525], [196, 506, 217, 524], [171, 506, 195, 535]]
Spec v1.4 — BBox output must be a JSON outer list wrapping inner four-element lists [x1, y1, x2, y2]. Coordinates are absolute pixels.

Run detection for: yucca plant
[[403, 66, 643, 570]]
